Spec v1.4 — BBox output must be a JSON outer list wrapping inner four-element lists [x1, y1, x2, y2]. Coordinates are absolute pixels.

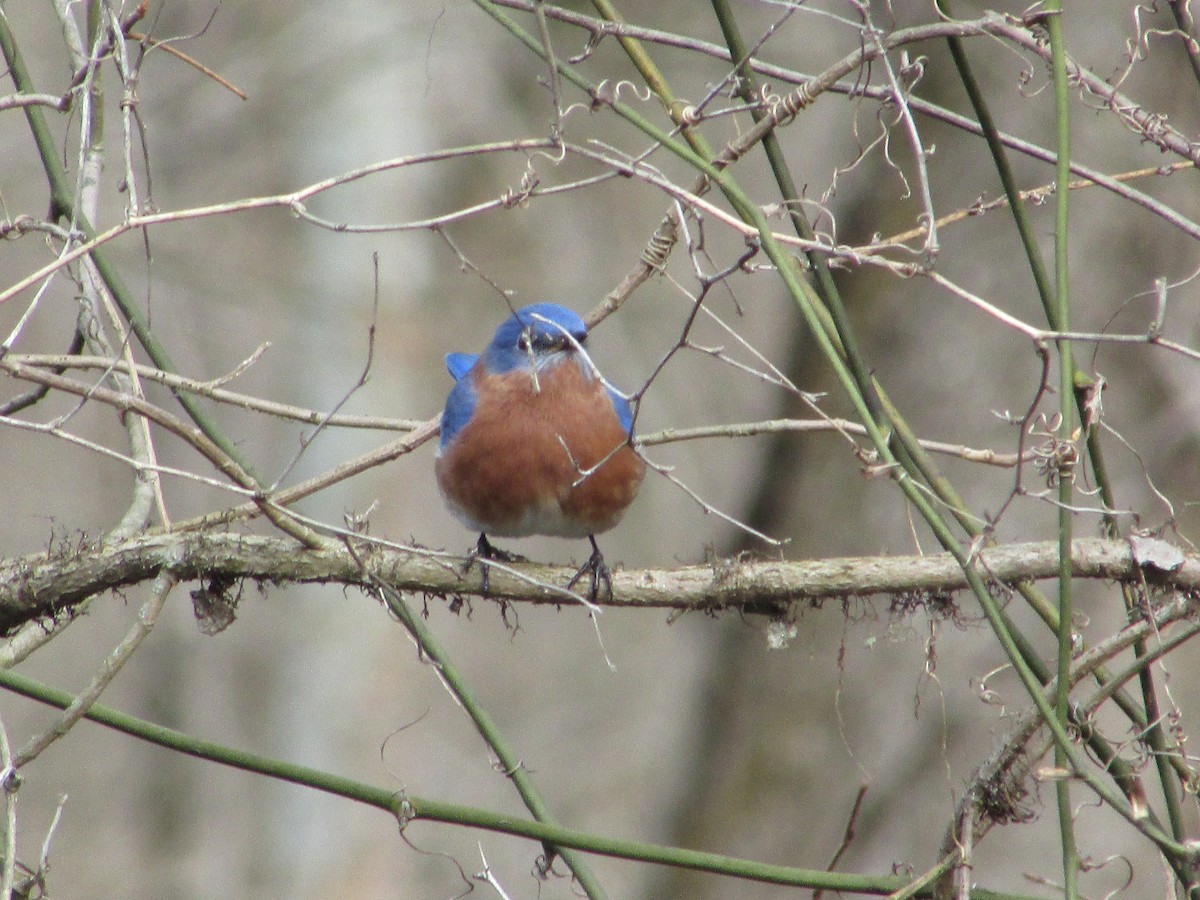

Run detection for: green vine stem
[[1043, 5, 1081, 894], [937, 0, 1194, 861], [0, 666, 1045, 898], [367, 572, 609, 900]]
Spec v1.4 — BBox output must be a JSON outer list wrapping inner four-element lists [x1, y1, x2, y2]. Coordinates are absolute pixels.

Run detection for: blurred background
[[3, 1, 1200, 897]]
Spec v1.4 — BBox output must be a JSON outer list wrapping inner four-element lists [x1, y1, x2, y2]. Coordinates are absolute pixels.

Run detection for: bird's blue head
[[439, 301, 636, 449], [483, 303, 588, 375]]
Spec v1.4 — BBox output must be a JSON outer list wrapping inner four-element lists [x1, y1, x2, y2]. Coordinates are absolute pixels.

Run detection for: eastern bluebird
[[435, 303, 646, 599]]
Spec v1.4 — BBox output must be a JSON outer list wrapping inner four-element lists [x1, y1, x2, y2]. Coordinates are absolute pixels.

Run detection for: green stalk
[[376, 582, 608, 899], [587, 0, 707, 155], [709, 0, 1001, 551], [1044, 5, 1080, 894], [0, 667, 1045, 898], [501, 0, 1048, 769], [938, 1, 1196, 870], [708, 0, 884, 423]]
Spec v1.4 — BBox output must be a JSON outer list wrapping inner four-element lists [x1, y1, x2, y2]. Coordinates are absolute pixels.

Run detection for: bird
[[435, 302, 646, 600]]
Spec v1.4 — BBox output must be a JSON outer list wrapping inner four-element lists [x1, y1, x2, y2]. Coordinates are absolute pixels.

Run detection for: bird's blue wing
[[440, 354, 481, 449], [605, 385, 636, 436], [440, 376, 477, 449], [446, 352, 478, 382]]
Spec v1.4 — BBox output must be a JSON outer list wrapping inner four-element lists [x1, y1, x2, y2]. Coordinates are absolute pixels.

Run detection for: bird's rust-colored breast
[[435, 358, 645, 538]]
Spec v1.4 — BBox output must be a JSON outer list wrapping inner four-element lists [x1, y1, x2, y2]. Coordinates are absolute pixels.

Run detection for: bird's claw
[[475, 534, 528, 564], [468, 533, 528, 594], [566, 535, 612, 603]]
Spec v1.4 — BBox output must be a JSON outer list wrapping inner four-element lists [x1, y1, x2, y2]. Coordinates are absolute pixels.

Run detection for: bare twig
[[270, 255, 382, 490], [0, 357, 327, 548], [0, 140, 560, 307], [6, 353, 421, 431], [126, 30, 248, 100]]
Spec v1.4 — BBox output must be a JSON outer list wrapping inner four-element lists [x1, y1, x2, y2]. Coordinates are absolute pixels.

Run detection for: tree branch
[[0, 534, 1194, 635]]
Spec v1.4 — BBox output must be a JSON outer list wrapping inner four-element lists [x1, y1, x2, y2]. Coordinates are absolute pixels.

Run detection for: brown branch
[[126, 30, 248, 100]]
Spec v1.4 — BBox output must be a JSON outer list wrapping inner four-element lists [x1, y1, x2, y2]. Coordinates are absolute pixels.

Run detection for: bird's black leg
[[469, 533, 527, 594], [566, 535, 612, 602]]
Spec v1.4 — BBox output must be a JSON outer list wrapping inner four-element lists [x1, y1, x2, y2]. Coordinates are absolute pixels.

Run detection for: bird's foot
[[468, 533, 527, 594], [475, 533, 528, 564], [566, 535, 612, 603]]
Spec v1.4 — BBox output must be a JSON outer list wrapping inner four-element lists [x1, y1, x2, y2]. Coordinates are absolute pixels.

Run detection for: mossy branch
[[1, 532, 1194, 634]]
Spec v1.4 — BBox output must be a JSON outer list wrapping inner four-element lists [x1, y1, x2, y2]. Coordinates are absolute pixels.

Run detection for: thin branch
[[0, 356, 327, 548], [6, 353, 423, 431], [167, 418, 441, 535], [125, 30, 247, 100], [0, 92, 69, 111], [0, 140, 558, 308], [269, 258, 382, 491], [640, 419, 1027, 467]]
